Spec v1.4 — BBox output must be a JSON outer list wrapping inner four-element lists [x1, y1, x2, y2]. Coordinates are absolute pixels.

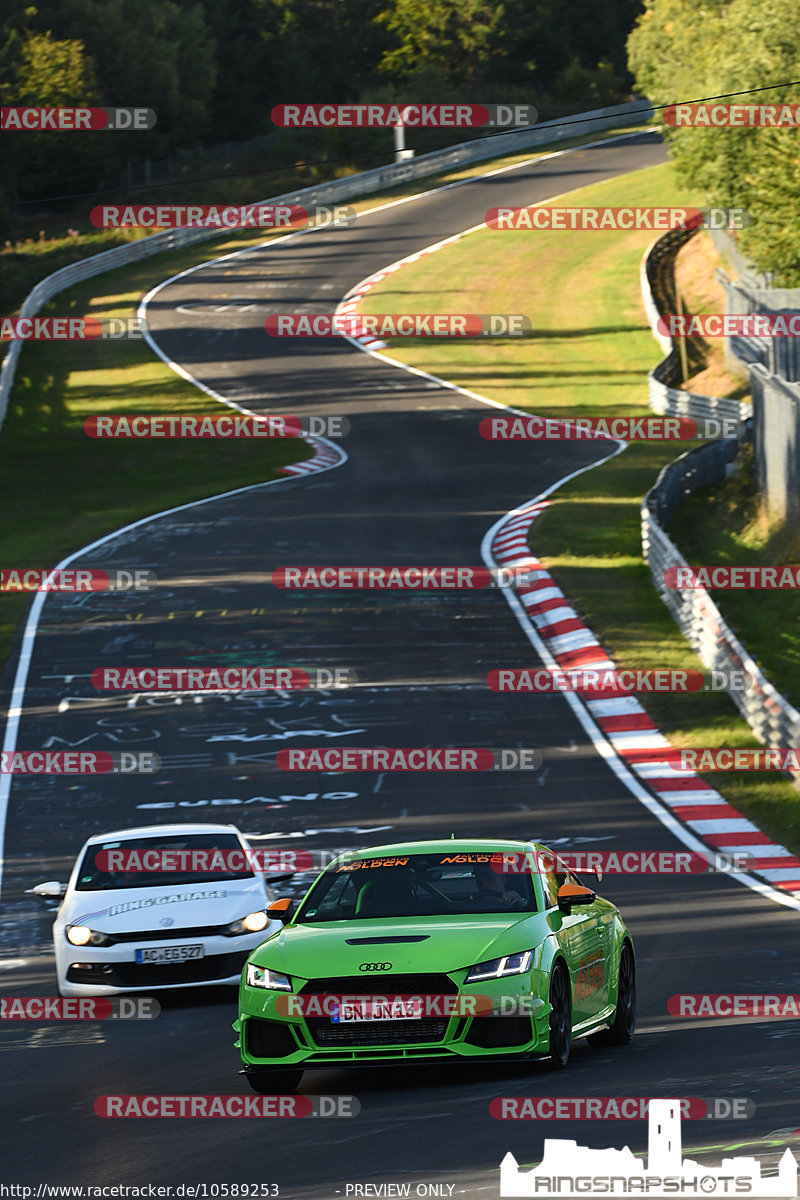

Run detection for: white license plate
[[332, 998, 423, 1023], [135, 944, 205, 964]]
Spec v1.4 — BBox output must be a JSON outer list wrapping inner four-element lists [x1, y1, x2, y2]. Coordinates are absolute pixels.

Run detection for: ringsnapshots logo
[[265, 314, 530, 338], [90, 204, 356, 230], [499, 1099, 798, 1197], [1, 107, 156, 131], [271, 103, 537, 128]]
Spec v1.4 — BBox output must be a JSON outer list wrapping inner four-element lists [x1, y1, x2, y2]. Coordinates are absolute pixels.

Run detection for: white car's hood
[[62, 877, 267, 933]]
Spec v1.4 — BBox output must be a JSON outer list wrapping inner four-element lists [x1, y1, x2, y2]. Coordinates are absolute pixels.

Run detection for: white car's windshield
[[75, 833, 256, 890], [296, 853, 537, 922]]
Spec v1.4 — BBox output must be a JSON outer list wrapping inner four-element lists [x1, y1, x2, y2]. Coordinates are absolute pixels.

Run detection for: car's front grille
[[67, 951, 249, 987], [299, 974, 457, 1048], [96, 924, 229, 945], [309, 1019, 448, 1047], [299, 974, 457, 995]]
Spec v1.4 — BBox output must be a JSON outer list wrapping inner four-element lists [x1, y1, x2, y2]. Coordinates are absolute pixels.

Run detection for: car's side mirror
[[28, 881, 67, 899], [265, 872, 296, 884], [266, 897, 294, 924], [557, 883, 596, 913]]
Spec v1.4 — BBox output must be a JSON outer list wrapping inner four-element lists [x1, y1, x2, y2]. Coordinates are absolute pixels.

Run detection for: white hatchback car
[[33, 823, 285, 997]]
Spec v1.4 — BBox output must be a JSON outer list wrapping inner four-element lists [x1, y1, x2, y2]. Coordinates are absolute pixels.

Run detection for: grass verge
[[357, 160, 800, 855]]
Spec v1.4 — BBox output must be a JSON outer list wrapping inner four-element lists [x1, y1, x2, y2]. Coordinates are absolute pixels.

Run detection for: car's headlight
[[246, 963, 292, 991], [465, 950, 533, 982], [66, 925, 111, 947], [226, 911, 269, 936]]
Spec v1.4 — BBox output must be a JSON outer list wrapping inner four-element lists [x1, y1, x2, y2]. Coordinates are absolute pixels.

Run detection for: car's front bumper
[[55, 929, 276, 996], [237, 973, 552, 1068]]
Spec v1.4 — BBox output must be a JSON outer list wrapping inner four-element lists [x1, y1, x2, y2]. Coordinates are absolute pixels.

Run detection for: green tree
[[628, 0, 800, 282]]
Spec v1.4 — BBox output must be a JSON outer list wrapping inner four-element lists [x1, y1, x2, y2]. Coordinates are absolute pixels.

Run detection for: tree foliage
[[628, 0, 800, 283]]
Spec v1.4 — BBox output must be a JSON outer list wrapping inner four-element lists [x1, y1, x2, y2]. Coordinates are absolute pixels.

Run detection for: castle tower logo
[[500, 1098, 797, 1197]]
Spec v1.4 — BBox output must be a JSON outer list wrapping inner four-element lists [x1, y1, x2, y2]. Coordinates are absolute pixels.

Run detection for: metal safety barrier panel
[[640, 229, 800, 761], [0, 99, 650, 430]]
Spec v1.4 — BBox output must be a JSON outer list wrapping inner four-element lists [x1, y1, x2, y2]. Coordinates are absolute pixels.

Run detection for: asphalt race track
[[1, 131, 799, 1195]]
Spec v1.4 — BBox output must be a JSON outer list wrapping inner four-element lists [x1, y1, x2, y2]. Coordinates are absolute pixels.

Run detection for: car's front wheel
[[547, 963, 572, 1069], [245, 1069, 304, 1094]]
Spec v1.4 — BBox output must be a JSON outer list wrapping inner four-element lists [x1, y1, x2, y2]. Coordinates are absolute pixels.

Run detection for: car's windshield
[[295, 853, 537, 922], [75, 833, 256, 890]]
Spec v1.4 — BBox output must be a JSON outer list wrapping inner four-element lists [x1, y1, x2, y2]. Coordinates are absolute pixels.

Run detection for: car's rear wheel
[[589, 941, 636, 1047], [547, 963, 571, 1069], [245, 1069, 303, 1094]]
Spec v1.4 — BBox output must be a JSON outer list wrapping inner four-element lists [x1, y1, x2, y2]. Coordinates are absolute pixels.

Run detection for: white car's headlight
[[466, 950, 533, 982], [66, 925, 111, 947], [246, 963, 292, 991], [226, 911, 269, 936]]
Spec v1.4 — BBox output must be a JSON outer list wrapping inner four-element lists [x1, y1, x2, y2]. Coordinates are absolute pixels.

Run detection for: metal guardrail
[[640, 227, 800, 753], [0, 99, 651, 430], [641, 224, 751, 428]]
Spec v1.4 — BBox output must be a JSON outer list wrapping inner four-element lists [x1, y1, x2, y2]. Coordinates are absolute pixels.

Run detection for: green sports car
[[234, 838, 636, 1092]]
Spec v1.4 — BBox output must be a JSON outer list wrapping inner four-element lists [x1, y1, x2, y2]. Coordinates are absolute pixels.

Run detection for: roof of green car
[[329, 838, 548, 861]]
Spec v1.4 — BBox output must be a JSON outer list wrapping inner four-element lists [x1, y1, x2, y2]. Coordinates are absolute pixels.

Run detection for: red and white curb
[[490, 503, 800, 898], [338, 233, 469, 350], [278, 435, 344, 476], [335, 179, 800, 913]]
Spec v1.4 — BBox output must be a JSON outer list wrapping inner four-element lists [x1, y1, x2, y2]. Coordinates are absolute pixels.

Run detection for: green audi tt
[[234, 839, 636, 1092]]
